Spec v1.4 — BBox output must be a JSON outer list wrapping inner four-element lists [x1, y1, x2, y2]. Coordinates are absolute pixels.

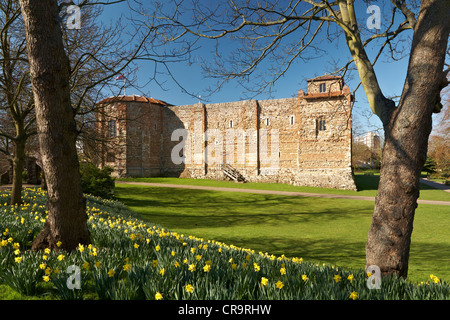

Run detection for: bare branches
[[135, 0, 417, 115]]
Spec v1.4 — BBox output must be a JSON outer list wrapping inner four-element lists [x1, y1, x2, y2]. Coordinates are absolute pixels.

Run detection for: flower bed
[[0, 188, 449, 300]]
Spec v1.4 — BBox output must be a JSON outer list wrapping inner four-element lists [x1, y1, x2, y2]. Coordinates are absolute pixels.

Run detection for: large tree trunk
[[19, 0, 90, 251], [366, 0, 450, 278]]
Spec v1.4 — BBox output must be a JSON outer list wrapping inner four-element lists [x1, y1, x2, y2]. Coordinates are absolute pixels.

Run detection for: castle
[[96, 75, 357, 190]]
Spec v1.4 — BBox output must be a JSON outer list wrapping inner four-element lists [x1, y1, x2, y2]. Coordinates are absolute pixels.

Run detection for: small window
[[290, 115, 295, 125], [319, 119, 327, 131], [265, 118, 270, 126], [108, 120, 117, 137], [319, 83, 326, 93], [229, 120, 233, 128]]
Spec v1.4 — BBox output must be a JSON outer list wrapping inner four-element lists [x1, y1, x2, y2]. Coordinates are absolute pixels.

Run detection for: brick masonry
[[96, 75, 357, 190]]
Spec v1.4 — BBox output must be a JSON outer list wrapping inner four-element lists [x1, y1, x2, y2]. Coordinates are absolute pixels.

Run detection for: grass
[[115, 174, 450, 284], [1, 187, 450, 300], [118, 173, 450, 202]]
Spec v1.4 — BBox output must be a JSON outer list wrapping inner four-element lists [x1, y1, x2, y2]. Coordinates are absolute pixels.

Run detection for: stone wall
[[97, 76, 357, 190]]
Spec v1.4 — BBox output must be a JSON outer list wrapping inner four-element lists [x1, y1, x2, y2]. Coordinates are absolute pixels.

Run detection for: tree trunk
[[366, 0, 450, 278], [19, 0, 90, 251], [10, 137, 25, 205]]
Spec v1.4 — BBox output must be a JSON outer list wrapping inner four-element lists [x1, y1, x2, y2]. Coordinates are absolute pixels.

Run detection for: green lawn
[[118, 173, 450, 202], [115, 175, 450, 284]]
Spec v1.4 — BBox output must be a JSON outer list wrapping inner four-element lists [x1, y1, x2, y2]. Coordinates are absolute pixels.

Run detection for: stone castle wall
[[97, 76, 357, 190]]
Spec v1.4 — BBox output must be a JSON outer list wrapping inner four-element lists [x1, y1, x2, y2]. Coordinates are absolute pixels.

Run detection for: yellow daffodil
[[302, 274, 309, 282], [155, 292, 163, 300], [123, 263, 131, 272], [203, 264, 211, 273], [349, 291, 358, 300], [261, 277, 268, 287], [43, 275, 50, 282], [185, 284, 194, 294], [347, 274, 354, 283], [107, 269, 115, 277], [276, 281, 284, 289], [333, 274, 342, 283]]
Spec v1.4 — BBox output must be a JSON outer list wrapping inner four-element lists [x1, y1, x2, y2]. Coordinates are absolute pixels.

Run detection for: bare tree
[[19, 0, 91, 250], [140, 0, 449, 278], [0, 0, 36, 205]]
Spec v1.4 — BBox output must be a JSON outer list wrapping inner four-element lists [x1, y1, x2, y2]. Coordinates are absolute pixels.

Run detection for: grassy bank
[[115, 176, 450, 283], [1, 187, 449, 300]]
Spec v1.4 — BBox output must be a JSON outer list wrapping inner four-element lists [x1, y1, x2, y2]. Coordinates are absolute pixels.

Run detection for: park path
[[116, 181, 450, 206]]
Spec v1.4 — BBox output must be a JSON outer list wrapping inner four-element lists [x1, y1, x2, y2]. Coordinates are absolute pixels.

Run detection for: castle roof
[[97, 95, 172, 106], [307, 75, 342, 82]]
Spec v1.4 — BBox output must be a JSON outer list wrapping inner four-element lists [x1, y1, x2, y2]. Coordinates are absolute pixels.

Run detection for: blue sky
[[96, 1, 418, 135]]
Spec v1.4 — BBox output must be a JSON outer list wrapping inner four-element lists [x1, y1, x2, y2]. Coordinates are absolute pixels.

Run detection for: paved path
[[419, 178, 450, 193], [116, 181, 450, 206]]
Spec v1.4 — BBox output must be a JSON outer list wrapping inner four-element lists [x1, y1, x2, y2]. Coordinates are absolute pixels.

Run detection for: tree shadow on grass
[[115, 185, 374, 230]]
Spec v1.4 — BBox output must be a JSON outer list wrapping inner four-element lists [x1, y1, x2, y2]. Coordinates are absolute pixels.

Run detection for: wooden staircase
[[221, 164, 246, 183]]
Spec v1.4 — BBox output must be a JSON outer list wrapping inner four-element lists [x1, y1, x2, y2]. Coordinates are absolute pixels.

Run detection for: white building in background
[[354, 131, 382, 151]]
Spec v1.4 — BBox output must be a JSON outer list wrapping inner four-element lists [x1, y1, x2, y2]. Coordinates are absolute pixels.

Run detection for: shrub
[[80, 162, 115, 199]]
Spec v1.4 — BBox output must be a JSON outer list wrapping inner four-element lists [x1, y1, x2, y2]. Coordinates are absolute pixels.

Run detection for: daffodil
[[302, 274, 308, 282], [107, 269, 115, 277], [155, 292, 163, 300], [43, 275, 50, 282], [185, 284, 194, 294], [349, 291, 358, 300], [333, 274, 341, 283], [276, 281, 284, 289], [123, 263, 131, 272], [261, 277, 268, 287], [203, 264, 211, 272], [347, 274, 354, 283]]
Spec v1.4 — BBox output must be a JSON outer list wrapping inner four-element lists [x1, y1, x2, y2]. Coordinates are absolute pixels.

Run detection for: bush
[[80, 162, 115, 199]]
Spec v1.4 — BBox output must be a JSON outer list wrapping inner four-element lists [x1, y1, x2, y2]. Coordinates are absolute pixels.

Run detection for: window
[[108, 120, 117, 137], [319, 83, 326, 93], [265, 118, 270, 126], [290, 115, 295, 125], [229, 120, 233, 128], [319, 119, 327, 131]]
